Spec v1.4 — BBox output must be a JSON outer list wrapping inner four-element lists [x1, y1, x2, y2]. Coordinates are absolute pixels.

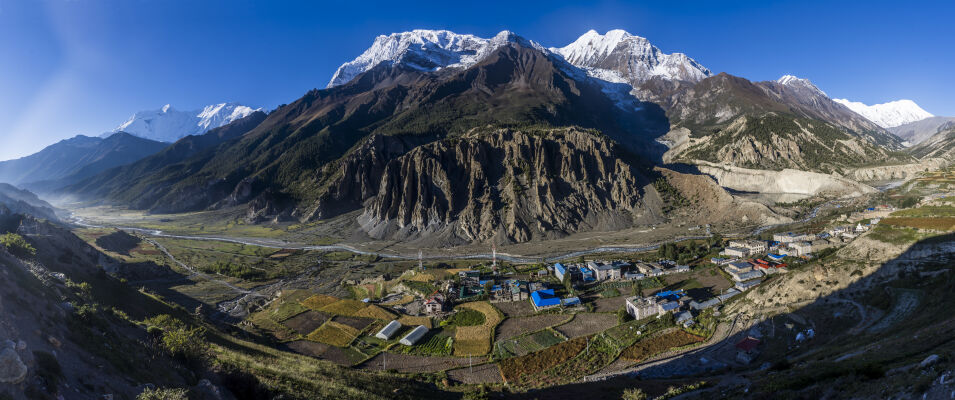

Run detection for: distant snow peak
[[776, 75, 827, 96], [552, 29, 711, 84], [832, 98, 933, 128], [112, 102, 260, 143], [327, 29, 539, 88]]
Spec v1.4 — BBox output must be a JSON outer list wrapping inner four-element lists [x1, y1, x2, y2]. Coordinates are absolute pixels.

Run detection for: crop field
[[591, 296, 626, 313], [453, 302, 504, 356], [267, 300, 309, 322], [249, 311, 298, 341], [331, 316, 375, 331], [286, 340, 330, 358], [397, 315, 432, 329], [282, 311, 330, 336], [620, 330, 705, 361], [494, 329, 566, 358], [447, 363, 504, 384], [554, 313, 619, 338], [882, 217, 955, 231], [353, 304, 396, 320], [398, 332, 454, 356], [320, 299, 369, 315], [306, 321, 362, 347], [358, 353, 471, 373], [892, 205, 955, 218], [300, 294, 339, 310], [496, 314, 572, 341], [498, 337, 587, 382], [493, 301, 535, 317]]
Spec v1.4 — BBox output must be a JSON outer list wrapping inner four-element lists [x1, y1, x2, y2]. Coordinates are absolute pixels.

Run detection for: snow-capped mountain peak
[[110, 102, 261, 143], [832, 98, 933, 128], [551, 29, 711, 85], [327, 29, 537, 88], [776, 74, 827, 96]]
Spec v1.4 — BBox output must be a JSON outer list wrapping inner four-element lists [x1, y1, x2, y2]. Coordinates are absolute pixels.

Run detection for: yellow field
[[405, 272, 435, 282], [319, 299, 368, 316], [453, 302, 504, 356], [300, 294, 339, 310], [397, 315, 433, 329], [353, 304, 396, 320], [306, 321, 361, 347]]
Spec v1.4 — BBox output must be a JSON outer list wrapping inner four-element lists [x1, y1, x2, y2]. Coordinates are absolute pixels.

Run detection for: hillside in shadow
[[508, 232, 955, 399]]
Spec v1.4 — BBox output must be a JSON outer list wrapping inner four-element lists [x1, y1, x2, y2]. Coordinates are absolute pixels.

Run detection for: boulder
[[0, 347, 28, 384], [920, 354, 940, 369]]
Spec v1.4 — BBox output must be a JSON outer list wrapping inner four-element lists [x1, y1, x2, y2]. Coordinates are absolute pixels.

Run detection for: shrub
[[161, 325, 208, 362], [0, 233, 35, 257], [137, 387, 188, 400], [621, 387, 647, 400]]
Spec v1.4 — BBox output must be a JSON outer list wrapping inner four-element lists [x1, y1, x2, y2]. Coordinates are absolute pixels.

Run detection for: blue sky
[[1, 0, 953, 161]]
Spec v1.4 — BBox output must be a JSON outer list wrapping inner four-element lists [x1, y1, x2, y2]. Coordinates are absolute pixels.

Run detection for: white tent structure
[[375, 320, 402, 340], [399, 325, 428, 346]]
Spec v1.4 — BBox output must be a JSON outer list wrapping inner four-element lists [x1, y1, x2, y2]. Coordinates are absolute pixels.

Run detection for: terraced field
[[554, 313, 619, 338], [454, 302, 505, 356], [496, 314, 572, 340]]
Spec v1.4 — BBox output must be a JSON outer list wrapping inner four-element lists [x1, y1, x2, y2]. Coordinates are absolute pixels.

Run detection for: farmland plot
[[495, 329, 565, 358], [493, 301, 535, 317], [554, 313, 619, 338], [300, 294, 339, 310], [283, 311, 330, 336], [358, 353, 471, 373], [331, 316, 375, 331], [454, 302, 504, 356], [620, 330, 704, 361], [498, 337, 586, 382], [397, 315, 433, 329], [447, 363, 504, 384], [306, 321, 361, 347], [496, 314, 571, 341]]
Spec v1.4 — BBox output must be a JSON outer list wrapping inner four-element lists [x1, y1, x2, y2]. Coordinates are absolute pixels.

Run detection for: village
[[241, 202, 895, 384]]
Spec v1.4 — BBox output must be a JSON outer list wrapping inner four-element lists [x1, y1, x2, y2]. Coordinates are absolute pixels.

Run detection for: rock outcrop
[[357, 128, 662, 244]]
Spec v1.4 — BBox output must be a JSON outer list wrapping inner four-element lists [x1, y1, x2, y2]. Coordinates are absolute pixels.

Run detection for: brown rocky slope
[[354, 128, 666, 244]]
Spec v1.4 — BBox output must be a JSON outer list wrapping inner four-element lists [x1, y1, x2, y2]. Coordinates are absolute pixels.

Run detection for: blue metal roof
[[561, 297, 581, 306], [531, 289, 561, 307]]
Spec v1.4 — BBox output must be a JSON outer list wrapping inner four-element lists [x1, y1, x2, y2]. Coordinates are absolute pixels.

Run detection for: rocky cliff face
[[356, 128, 663, 244]]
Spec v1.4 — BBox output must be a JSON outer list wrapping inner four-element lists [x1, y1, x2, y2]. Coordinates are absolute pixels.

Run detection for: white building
[[721, 247, 750, 258], [728, 240, 767, 254]]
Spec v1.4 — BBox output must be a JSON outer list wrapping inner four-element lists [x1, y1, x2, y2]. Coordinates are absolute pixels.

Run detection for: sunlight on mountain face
[[0, 2, 953, 399]]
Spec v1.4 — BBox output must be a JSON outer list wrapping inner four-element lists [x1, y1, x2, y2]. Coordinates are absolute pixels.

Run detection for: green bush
[[445, 309, 485, 326], [0, 233, 35, 257], [137, 387, 188, 400]]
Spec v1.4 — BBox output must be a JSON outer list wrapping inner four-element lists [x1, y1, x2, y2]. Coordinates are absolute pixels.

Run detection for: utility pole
[[492, 244, 497, 270]]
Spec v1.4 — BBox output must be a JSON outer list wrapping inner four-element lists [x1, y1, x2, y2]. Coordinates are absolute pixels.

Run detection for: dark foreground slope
[[0, 214, 452, 400]]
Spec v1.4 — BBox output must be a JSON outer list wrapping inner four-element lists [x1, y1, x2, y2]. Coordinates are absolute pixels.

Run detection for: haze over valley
[[1, 2, 954, 399]]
